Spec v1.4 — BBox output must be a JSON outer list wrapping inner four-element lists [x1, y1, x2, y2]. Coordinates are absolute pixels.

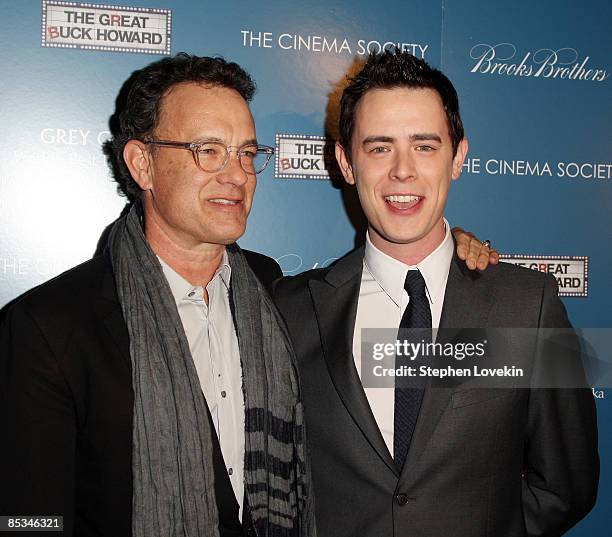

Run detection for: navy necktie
[[393, 269, 431, 471]]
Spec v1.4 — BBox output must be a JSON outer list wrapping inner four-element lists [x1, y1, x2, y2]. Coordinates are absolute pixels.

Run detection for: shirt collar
[[158, 249, 231, 304], [364, 219, 454, 307]]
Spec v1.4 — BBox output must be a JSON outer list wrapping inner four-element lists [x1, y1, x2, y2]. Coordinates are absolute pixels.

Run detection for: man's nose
[[390, 150, 417, 182], [218, 149, 249, 186]]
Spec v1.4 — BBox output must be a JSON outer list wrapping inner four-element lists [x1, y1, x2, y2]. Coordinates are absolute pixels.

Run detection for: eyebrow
[[411, 133, 442, 143], [241, 138, 259, 146], [361, 133, 442, 145], [195, 137, 259, 146], [362, 135, 394, 145]]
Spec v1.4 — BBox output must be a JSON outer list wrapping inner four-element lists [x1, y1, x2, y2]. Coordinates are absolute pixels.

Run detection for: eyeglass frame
[[143, 139, 275, 175]]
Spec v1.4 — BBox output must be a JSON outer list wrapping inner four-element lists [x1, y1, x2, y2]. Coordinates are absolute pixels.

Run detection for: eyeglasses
[[144, 139, 275, 175]]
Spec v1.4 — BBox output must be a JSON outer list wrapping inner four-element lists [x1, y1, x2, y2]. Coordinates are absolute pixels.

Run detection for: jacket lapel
[[94, 253, 131, 372], [399, 253, 496, 482], [309, 247, 398, 475]]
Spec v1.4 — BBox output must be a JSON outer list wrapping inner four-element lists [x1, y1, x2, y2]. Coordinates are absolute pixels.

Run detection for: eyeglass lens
[[195, 143, 270, 174]]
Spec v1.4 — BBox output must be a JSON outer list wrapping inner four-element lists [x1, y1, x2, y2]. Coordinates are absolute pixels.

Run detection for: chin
[[385, 236, 422, 246], [378, 226, 424, 245], [214, 228, 246, 245]]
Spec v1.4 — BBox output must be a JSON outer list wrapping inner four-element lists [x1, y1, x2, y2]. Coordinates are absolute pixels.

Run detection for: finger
[[477, 249, 491, 270], [477, 246, 500, 270], [489, 249, 500, 264], [452, 227, 475, 260], [452, 227, 468, 259], [466, 237, 481, 270]]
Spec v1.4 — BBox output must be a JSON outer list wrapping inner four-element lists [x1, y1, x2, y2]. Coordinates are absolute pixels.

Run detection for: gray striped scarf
[[108, 203, 315, 537]]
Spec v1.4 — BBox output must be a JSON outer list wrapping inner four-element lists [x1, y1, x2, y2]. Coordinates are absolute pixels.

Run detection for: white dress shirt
[[159, 251, 245, 518], [352, 220, 454, 457]]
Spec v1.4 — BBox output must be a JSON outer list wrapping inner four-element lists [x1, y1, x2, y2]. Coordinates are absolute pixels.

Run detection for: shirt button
[[221, 390, 227, 398], [228, 467, 233, 475], [395, 493, 410, 506]]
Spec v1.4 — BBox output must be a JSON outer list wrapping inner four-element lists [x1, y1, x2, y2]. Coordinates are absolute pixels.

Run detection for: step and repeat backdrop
[[1, 0, 610, 533]]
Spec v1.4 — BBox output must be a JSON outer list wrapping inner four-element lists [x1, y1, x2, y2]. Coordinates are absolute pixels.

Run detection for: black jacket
[[0, 249, 282, 536]]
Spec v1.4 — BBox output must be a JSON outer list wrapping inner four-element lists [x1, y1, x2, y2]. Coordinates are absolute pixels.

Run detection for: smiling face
[[336, 87, 467, 263], [127, 82, 257, 250]]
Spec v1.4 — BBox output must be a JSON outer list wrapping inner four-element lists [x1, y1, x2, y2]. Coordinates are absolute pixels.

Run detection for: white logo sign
[[42, 1, 171, 54], [241, 30, 428, 58], [275, 134, 332, 180], [501, 255, 589, 297], [462, 157, 612, 180], [469, 43, 608, 82]]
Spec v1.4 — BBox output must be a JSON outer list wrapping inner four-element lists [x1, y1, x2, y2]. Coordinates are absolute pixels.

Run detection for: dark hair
[[106, 53, 256, 201], [338, 49, 464, 158]]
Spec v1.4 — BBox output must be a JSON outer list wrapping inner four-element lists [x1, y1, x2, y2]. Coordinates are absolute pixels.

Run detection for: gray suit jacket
[[273, 246, 598, 537]]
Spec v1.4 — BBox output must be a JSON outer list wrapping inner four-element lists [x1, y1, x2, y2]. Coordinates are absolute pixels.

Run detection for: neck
[[369, 219, 446, 266], [143, 211, 225, 289]]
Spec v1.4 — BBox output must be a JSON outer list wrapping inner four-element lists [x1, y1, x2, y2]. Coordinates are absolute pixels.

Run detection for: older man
[[0, 53, 313, 537]]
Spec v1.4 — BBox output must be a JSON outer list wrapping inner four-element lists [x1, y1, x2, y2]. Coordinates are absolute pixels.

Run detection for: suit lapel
[[94, 254, 131, 372], [309, 247, 398, 475], [400, 253, 496, 482]]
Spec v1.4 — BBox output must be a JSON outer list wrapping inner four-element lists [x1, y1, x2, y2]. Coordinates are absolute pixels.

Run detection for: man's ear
[[451, 138, 469, 180], [123, 140, 153, 190], [335, 142, 356, 185]]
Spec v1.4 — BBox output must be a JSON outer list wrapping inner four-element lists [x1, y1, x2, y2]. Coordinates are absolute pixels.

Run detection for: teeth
[[210, 199, 239, 205], [385, 195, 421, 203]]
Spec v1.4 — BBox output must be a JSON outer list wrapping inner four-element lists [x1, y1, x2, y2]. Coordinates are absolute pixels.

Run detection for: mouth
[[384, 194, 423, 211], [207, 197, 245, 213], [209, 198, 242, 206], [209, 198, 241, 205]]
